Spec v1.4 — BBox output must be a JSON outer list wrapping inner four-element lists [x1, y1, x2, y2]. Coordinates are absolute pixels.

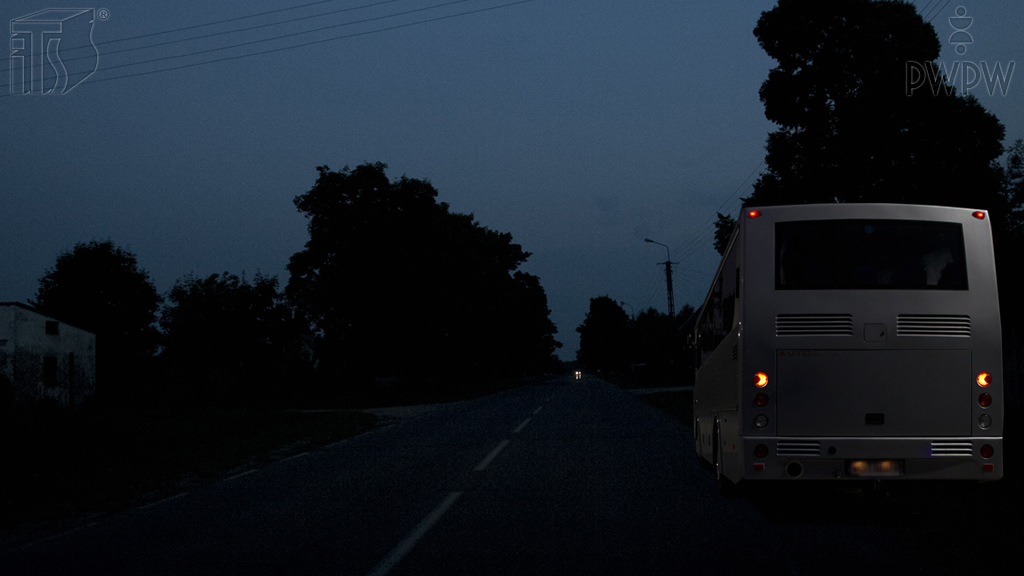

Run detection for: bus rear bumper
[[742, 437, 1003, 481]]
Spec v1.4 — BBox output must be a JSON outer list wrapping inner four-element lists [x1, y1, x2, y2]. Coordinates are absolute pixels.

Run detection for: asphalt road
[[1, 377, 1016, 575]]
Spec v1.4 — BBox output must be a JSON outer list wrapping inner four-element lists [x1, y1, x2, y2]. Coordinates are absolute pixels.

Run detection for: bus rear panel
[[693, 204, 1002, 484]]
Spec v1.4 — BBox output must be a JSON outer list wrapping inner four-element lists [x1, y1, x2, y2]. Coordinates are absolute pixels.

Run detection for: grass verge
[[1, 404, 377, 533]]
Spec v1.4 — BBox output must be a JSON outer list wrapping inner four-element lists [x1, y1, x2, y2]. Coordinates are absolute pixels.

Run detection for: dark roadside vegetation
[[0, 403, 376, 532], [10, 167, 622, 540], [3, 163, 564, 536]]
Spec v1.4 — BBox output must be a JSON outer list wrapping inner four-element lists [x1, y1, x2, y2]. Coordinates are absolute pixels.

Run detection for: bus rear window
[[776, 219, 968, 290]]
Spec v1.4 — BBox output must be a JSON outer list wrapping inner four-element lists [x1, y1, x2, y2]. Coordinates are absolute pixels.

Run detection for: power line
[[667, 161, 762, 270], [102, 0, 401, 46], [663, 173, 753, 311], [635, 265, 661, 313], [3, 0, 411, 74], [2, 0, 538, 95], [926, 0, 953, 22], [670, 160, 762, 257], [4, 0, 480, 84], [915, 0, 937, 18]]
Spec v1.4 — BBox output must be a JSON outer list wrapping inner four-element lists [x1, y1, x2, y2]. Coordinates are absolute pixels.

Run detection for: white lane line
[[139, 492, 188, 510], [473, 439, 510, 471], [281, 451, 309, 462], [11, 525, 86, 553], [512, 418, 532, 434], [366, 492, 463, 576], [225, 469, 257, 481], [532, 406, 543, 415]]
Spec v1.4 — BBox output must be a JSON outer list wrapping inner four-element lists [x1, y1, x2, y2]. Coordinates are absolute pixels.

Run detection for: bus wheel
[[714, 419, 738, 498]]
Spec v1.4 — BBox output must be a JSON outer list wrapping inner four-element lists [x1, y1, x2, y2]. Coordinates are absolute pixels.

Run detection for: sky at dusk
[[3, 0, 1023, 360]]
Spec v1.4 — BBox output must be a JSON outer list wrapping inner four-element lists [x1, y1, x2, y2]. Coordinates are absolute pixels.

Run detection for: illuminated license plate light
[[845, 459, 904, 478]]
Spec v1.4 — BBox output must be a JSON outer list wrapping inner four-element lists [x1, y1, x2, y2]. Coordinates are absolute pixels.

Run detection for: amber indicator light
[[977, 372, 991, 387], [754, 372, 768, 388]]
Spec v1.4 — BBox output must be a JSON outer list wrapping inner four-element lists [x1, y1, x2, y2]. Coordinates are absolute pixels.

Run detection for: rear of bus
[[740, 204, 1002, 482]]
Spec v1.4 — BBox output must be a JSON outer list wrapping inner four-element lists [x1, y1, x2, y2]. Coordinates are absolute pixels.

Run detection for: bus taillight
[[754, 372, 768, 388], [748, 210, 762, 218], [754, 444, 769, 458], [973, 211, 986, 219], [977, 372, 991, 387], [754, 393, 769, 407], [981, 445, 994, 459], [979, 393, 992, 407]]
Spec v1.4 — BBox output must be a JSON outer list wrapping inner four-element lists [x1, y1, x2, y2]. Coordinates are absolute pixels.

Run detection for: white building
[[0, 302, 96, 408]]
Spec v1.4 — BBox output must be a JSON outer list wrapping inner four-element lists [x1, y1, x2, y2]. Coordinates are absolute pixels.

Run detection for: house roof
[[0, 301, 40, 314], [0, 302, 94, 334]]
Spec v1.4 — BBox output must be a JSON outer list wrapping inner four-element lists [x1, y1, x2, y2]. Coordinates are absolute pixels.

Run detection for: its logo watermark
[[10, 8, 100, 95], [905, 6, 1015, 97]]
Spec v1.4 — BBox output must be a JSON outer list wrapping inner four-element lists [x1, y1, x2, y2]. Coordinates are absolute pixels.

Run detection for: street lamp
[[644, 238, 676, 316]]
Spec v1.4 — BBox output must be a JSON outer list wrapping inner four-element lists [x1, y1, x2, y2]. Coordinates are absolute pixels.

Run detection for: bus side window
[[722, 247, 737, 331], [698, 291, 716, 367], [711, 274, 724, 350]]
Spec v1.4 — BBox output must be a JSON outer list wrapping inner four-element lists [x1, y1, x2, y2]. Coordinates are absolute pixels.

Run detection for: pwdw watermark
[[905, 5, 1015, 97], [9, 8, 106, 95]]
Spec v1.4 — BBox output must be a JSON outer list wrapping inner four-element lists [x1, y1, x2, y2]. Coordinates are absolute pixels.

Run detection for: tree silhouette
[[160, 272, 308, 407], [286, 162, 560, 392], [713, 213, 736, 256], [748, 0, 1009, 225], [33, 240, 161, 404], [1001, 140, 1024, 237], [576, 296, 630, 373]]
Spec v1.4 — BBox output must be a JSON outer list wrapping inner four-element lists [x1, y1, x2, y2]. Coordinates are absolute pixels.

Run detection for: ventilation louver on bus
[[896, 315, 971, 337], [776, 440, 821, 456], [930, 441, 973, 457], [775, 314, 854, 336]]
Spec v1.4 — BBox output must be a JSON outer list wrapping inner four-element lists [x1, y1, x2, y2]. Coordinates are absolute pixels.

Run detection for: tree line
[[30, 162, 562, 409], [575, 296, 696, 386]]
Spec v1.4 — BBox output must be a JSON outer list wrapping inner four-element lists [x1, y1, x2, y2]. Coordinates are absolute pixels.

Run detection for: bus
[[691, 203, 1003, 491]]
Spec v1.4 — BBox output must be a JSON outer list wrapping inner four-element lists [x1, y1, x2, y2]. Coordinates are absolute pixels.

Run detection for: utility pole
[[644, 238, 677, 317]]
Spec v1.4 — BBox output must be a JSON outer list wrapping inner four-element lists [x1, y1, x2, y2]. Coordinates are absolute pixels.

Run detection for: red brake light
[[980, 444, 994, 459], [754, 372, 768, 388], [979, 393, 992, 407], [754, 444, 769, 458], [754, 393, 769, 407], [748, 210, 762, 218], [973, 211, 986, 219], [977, 372, 991, 387]]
